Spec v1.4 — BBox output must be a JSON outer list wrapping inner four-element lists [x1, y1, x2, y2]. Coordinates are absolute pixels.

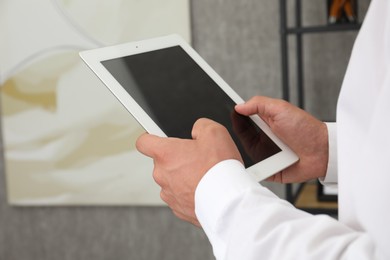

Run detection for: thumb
[[235, 96, 284, 124], [136, 133, 165, 158]]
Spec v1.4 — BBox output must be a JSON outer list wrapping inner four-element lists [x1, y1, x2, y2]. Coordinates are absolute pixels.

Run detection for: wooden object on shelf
[[294, 183, 338, 215]]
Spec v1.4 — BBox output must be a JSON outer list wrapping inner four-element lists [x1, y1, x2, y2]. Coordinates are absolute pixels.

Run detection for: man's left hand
[[136, 118, 243, 227]]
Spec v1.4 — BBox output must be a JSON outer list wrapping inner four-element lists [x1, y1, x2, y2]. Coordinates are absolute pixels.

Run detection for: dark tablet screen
[[101, 46, 281, 167]]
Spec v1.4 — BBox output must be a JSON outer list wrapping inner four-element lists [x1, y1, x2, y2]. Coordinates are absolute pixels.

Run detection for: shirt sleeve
[[195, 159, 376, 260], [319, 122, 338, 186]]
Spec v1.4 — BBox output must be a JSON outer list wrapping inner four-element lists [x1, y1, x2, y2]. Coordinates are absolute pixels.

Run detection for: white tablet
[[80, 34, 298, 181]]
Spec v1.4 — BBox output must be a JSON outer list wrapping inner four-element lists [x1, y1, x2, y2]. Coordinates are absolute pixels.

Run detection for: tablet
[[79, 34, 298, 181]]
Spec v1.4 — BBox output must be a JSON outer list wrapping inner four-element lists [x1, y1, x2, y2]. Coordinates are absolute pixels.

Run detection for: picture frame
[[317, 181, 338, 202]]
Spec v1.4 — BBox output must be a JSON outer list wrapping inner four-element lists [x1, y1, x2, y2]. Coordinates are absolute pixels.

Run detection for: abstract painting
[[0, 0, 191, 205]]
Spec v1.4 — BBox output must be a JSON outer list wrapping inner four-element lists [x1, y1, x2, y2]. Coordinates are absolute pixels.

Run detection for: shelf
[[294, 183, 338, 215], [285, 23, 361, 34], [279, 0, 364, 216]]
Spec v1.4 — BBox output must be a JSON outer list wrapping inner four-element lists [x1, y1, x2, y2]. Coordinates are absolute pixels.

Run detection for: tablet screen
[[101, 46, 281, 168]]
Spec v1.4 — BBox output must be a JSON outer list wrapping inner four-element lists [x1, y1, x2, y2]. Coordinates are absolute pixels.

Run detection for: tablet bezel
[[79, 34, 298, 181]]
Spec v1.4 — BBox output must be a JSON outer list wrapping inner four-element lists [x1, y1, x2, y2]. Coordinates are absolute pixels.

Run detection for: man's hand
[[136, 118, 243, 226], [235, 96, 329, 183]]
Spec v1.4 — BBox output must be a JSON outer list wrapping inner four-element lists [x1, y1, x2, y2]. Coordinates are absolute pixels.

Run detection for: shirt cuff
[[194, 159, 261, 236], [320, 122, 338, 185]]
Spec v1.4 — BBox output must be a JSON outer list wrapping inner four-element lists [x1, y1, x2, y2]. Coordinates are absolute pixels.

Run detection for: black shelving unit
[[279, 0, 363, 214]]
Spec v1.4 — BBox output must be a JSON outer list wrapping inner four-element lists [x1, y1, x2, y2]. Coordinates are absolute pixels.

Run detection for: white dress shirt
[[194, 0, 390, 259]]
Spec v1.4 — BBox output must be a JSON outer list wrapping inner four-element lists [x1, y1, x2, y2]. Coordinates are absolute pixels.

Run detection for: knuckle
[[278, 99, 289, 108], [160, 190, 170, 203], [172, 210, 186, 221], [251, 95, 262, 103], [152, 169, 164, 186], [206, 121, 227, 135], [193, 118, 208, 131], [192, 118, 219, 138]]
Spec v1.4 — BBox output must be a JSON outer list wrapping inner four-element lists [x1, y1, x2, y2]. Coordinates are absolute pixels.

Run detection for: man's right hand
[[235, 96, 329, 183]]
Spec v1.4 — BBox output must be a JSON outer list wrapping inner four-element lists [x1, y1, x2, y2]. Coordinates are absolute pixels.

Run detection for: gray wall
[[0, 1, 370, 259]]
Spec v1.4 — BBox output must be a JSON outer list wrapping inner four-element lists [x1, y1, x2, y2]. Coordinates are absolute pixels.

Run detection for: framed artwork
[[317, 181, 338, 202], [0, 0, 191, 206]]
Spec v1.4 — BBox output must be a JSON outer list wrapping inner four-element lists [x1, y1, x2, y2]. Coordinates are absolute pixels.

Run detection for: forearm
[[195, 160, 376, 260]]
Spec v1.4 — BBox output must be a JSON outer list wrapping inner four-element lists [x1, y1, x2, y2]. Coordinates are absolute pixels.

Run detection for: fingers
[[173, 210, 201, 227], [191, 118, 224, 140], [235, 96, 287, 122], [160, 189, 201, 227], [235, 96, 268, 116]]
